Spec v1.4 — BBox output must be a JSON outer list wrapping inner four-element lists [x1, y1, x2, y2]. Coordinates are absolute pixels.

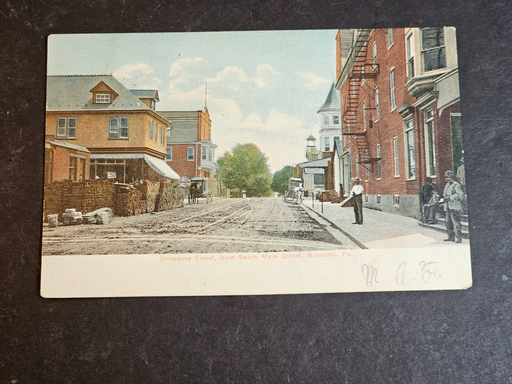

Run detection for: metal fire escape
[[342, 29, 381, 170]]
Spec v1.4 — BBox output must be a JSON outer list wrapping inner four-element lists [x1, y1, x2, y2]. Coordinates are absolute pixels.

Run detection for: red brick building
[[159, 110, 218, 179], [335, 28, 462, 218]]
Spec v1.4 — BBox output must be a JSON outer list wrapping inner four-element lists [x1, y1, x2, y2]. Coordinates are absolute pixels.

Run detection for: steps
[[418, 213, 470, 239]]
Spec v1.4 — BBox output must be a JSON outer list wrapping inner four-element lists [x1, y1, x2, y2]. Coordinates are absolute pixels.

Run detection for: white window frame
[[148, 120, 153, 141], [424, 109, 437, 177], [56, 117, 77, 139], [324, 136, 330, 152], [389, 68, 396, 110], [361, 64, 365, 85], [187, 147, 194, 161], [333, 115, 340, 125], [202, 146, 207, 160], [393, 136, 400, 177], [377, 144, 382, 180], [166, 147, 172, 161], [363, 99, 367, 131], [119, 117, 129, 139], [375, 87, 380, 122], [365, 149, 370, 181], [356, 154, 360, 178], [324, 116, 329, 126], [406, 33, 414, 78], [404, 118, 416, 180], [421, 27, 446, 72], [387, 28, 394, 49], [95, 93, 110, 103], [372, 41, 377, 69], [109, 117, 129, 139]]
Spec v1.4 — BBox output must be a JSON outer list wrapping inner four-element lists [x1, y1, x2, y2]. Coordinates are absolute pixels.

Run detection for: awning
[[90, 153, 180, 180], [143, 154, 180, 180]]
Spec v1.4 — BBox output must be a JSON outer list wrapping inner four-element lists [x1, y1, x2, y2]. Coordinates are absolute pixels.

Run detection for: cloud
[[207, 64, 279, 93], [297, 72, 329, 89], [112, 63, 161, 89], [168, 58, 208, 93], [159, 59, 308, 172], [211, 107, 309, 172]]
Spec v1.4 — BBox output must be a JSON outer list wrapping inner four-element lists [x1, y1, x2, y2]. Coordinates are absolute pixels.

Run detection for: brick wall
[[166, 143, 199, 178]]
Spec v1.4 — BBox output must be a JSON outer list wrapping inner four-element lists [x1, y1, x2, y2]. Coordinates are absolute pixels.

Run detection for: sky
[[47, 30, 338, 173]]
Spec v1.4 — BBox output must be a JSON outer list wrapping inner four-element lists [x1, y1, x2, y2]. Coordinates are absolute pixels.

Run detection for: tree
[[271, 165, 295, 195], [217, 143, 273, 197]]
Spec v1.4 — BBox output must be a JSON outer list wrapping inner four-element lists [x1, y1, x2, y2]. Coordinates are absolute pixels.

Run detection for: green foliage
[[271, 166, 295, 195], [217, 143, 273, 197]]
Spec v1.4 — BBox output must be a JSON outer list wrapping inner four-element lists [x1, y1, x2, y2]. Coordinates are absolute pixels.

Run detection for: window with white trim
[[365, 149, 370, 180], [187, 147, 194, 161], [363, 99, 367, 131], [361, 64, 365, 85], [202, 146, 207, 160], [404, 118, 416, 179], [406, 34, 414, 78], [356, 155, 360, 178], [95, 93, 110, 103], [333, 115, 340, 124], [324, 116, 329, 125], [372, 41, 377, 69], [166, 147, 172, 160], [56, 117, 77, 139], [377, 144, 382, 179], [375, 87, 380, 121], [421, 27, 446, 72], [393, 136, 400, 177], [387, 28, 394, 48], [324, 136, 330, 151], [424, 109, 437, 176], [390, 68, 396, 110], [148, 119, 153, 141], [109, 117, 129, 139]]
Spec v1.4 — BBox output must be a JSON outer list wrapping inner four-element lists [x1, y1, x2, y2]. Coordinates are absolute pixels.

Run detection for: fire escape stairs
[[342, 29, 381, 168]]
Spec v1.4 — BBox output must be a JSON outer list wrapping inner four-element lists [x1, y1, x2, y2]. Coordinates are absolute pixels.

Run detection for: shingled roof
[[46, 75, 154, 112], [317, 83, 340, 113]]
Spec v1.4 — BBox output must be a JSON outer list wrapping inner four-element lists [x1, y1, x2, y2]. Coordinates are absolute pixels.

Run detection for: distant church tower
[[317, 83, 341, 153]]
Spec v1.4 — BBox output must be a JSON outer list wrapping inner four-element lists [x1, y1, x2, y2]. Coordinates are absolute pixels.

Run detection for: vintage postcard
[[41, 29, 472, 298]]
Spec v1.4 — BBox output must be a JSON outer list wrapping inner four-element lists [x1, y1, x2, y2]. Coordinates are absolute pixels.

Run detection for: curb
[[301, 204, 368, 249]]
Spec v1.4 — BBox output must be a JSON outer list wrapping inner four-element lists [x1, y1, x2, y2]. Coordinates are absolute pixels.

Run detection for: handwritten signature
[[362, 264, 380, 287], [395, 261, 441, 285]]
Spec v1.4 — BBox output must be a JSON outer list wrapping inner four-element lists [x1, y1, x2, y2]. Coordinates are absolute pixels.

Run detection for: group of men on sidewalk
[[347, 170, 465, 243]]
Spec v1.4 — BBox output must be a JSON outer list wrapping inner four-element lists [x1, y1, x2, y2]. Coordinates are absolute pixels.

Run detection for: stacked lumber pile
[[43, 180, 83, 221], [156, 180, 184, 211], [143, 181, 161, 213], [115, 184, 145, 216], [82, 180, 115, 214]]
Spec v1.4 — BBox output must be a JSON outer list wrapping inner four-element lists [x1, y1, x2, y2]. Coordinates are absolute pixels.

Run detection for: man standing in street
[[443, 170, 464, 243], [420, 177, 439, 224], [350, 177, 364, 225]]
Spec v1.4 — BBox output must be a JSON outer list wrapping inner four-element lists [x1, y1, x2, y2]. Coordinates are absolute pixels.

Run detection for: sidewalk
[[302, 198, 470, 249]]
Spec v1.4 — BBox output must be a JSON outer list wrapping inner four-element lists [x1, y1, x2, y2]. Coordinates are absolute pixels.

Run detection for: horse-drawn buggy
[[284, 177, 304, 204], [188, 177, 212, 204]]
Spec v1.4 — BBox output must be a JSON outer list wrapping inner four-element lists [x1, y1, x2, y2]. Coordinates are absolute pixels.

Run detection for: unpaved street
[[42, 197, 355, 255]]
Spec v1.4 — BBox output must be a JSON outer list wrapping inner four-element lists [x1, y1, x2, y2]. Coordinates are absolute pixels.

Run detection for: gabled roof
[[297, 157, 330, 168], [46, 75, 154, 112], [130, 89, 159, 101], [307, 134, 316, 141], [317, 83, 340, 113]]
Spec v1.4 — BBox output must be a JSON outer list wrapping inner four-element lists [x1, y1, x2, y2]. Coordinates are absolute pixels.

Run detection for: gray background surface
[[1, 0, 511, 382]]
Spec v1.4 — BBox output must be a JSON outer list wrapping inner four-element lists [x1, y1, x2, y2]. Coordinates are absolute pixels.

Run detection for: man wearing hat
[[442, 170, 464, 243], [350, 177, 364, 224]]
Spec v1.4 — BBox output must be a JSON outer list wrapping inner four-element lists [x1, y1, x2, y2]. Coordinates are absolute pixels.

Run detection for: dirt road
[[42, 197, 356, 255]]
